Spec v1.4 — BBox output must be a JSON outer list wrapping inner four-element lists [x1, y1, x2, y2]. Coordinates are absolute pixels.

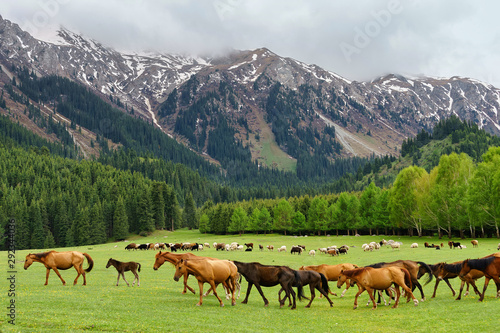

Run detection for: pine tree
[[113, 196, 129, 240], [151, 182, 165, 229], [29, 200, 45, 249], [183, 192, 197, 229], [44, 230, 56, 249]]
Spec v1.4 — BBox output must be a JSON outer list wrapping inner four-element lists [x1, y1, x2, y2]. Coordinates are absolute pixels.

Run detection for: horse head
[[24, 254, 34, 270], [337, 271, 347, 288], [153, 251, 166, 270], [173, 259, 187, 281], [106, 258, 113, 269]]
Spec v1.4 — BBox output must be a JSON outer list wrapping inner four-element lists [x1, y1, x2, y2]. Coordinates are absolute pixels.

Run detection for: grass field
[[1, 230, 499, 332]]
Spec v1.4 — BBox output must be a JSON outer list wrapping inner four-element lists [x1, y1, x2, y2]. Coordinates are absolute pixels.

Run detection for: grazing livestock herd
[[23, 238, 500, 311]]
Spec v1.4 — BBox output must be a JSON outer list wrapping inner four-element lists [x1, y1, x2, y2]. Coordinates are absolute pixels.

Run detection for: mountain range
[[1, 15, 499, 170]]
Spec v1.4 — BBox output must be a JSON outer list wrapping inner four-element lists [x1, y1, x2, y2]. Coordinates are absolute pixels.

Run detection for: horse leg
[[209, 281, 224, 307], [116, 273, 121, 286], [455, 280, 466, 300], [317, 285, 334, 307], [443, 278, 456, 297], [478, 277, 490, 302], [254, 284, 270, 307], [305, 285, 315, 308], [121, 272, 130, 287], [132, 270, 139, 286], [392, 285, 401, 308], [353, 286, 365, 310], [183, 273, 195, 294], [413, 280, 425, 301], [431, 279, 441, 298], [241, 283, 253, 304], [401, 283, 418, 306], [196, 281, 205, 306], [51, 268, 66, 286]]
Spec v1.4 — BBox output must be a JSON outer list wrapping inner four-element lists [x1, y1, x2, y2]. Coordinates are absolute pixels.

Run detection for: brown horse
[[24, 251, 93, 285], [437, 262, 483, 300], [459, 256, 500, 301], [367, 260, 432, 301], [106, 258, 141, 287], [299, 263, 359, 297], [173, 258, 238, 307], [338, 267, 418, 309]]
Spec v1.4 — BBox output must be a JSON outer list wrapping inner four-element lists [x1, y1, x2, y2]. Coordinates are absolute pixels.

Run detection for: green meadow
[[1, 230, 499, 333]]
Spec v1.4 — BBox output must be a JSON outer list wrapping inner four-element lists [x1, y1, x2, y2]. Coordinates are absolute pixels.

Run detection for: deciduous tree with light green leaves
[[229, 206, 248, 235], [273, 199, 294, 235]]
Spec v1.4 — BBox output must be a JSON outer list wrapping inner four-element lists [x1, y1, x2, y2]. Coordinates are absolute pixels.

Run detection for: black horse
[[232, 261, 298, 309]]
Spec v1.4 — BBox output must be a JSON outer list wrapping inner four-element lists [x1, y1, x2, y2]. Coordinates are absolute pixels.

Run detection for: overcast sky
[[1, 0, 499, 87]]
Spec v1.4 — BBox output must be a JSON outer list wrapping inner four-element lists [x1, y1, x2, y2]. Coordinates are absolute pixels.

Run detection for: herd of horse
[[23, 245, 500, 310]]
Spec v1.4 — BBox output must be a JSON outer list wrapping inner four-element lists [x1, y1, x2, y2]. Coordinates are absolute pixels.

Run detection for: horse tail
[[417, 261, 433, 285], [319, 273, 329, 293], [402, 268, 412, 290], [83, 253, 94, 273], [137, 263, 141, 272]]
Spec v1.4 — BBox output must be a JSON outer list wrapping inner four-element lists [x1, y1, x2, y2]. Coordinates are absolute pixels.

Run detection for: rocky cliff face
[[1, 15, 499, 161]]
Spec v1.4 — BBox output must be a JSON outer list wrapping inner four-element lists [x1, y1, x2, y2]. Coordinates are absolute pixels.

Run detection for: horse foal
[[106, 258, 141, 287]]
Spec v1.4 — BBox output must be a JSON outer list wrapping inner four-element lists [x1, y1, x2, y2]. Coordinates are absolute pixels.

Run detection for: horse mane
[[33, 251, 55, 259], [442, 262, 463, 274], [343, 267, 368, 277], [466, 256, 495, 270], [365, 262, 386, 268]]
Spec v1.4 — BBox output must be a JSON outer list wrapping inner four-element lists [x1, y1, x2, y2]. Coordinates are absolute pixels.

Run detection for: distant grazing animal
[[390, 243, 401, 250], [244, 243, 254, 249], [459, 256, 500, 302], [174, 258, 238, 307], [106, 258, 141, 286], [338, 248, 348, 255], [279, 270, 333, 308], [204, 243, 210, 249], [309, 250, 316, 257], [327, 249, 339, 256], [137, 244, 148, 250], [452, 242, 461, 249], [277, 246, 287, 253], [411, 243, 418, 248], [148, 243, 155, 250], [232, 261, 297, 309], [267, 245, 274, 251], [215, 243, 226, 251], [338, 267, 418, 309], [299, 263, 359, 297], [259, 244, 264, 251], [125, 243, 138, 250], [297, 245, 306, 250], [471, 240, 479, 248], [24, 251, 93, 285], [291, 246, 303, 255]]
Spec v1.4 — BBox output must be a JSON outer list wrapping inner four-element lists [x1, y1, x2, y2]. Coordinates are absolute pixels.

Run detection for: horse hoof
[[220, 304, 224, 307]]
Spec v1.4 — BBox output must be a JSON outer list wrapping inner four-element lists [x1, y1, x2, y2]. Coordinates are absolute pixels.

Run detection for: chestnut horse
[[173, 258, 238, 307], [299, 263, 359, 297], [367, 260, 432, 301], [153, 251, 207, 294], [338, 267, 418, 309], [24, 251, 93, 285], [459, 256, 500, 301]]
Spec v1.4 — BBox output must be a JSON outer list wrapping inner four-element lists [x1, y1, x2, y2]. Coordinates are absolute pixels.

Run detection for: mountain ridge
[[1, 15, 499, 167]]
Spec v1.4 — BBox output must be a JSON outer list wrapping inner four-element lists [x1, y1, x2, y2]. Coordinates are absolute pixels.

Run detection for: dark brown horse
[[437, 262, 483, 300], [459, 256, 500, 301], [24, 251, 93, 285], [173, 258, 238, 307], [106, 258, 141, 286], [417, 263, 457, 298], [279, 269, 334, 308], [339, 267, 418, 309], [232, 261, 297, 309], [367, 260, 432, 301]]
